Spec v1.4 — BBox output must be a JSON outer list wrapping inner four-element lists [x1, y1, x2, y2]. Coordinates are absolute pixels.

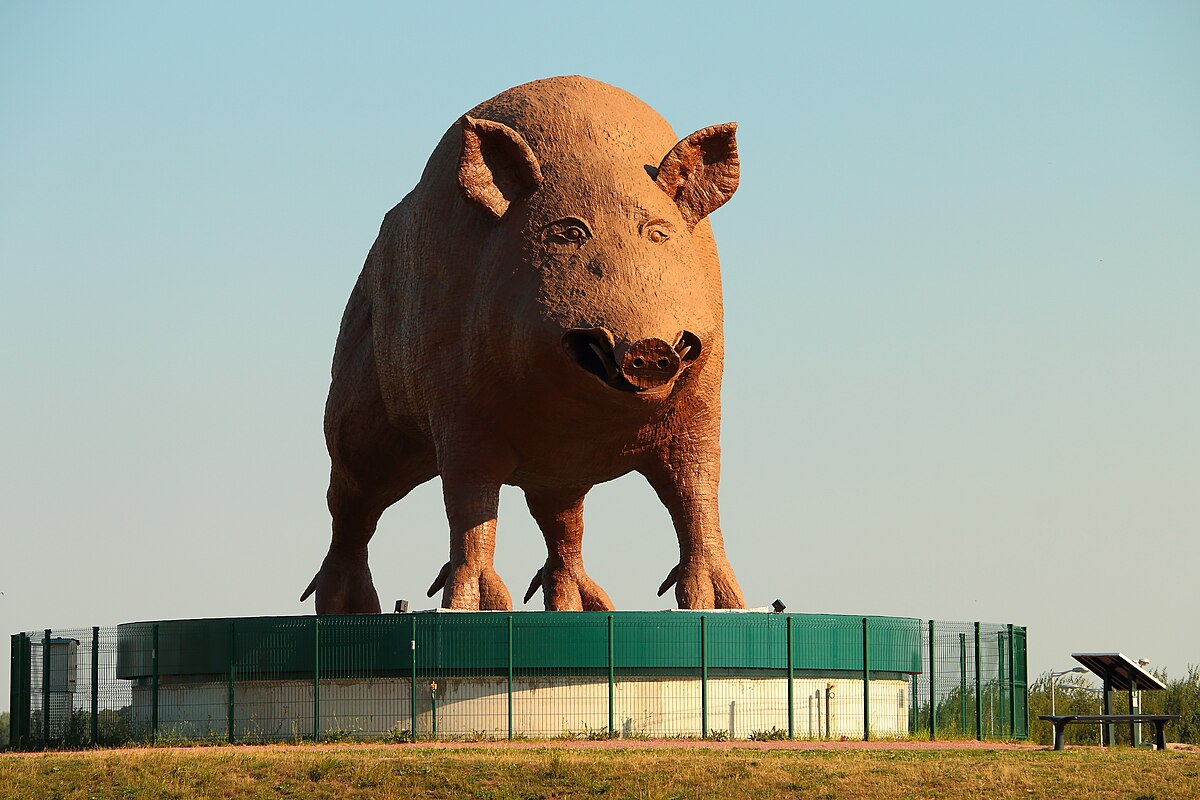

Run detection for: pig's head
[[454, 104, 739, 406]]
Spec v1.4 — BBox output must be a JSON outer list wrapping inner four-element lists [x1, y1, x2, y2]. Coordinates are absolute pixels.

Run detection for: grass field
[[2, 742, 1198, 799]]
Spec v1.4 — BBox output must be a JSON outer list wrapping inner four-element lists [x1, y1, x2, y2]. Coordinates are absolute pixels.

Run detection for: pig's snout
[[562, 328, 702, 393], [618, 338, 680, 389]]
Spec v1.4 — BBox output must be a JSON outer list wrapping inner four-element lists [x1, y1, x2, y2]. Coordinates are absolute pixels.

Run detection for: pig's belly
[[505, 437, 653, 489]]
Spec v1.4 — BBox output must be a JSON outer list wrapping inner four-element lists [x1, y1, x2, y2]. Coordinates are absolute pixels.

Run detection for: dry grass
[[1, 743, 1198, 799]]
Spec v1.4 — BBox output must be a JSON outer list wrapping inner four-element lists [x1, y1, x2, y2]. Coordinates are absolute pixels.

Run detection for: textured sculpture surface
[[302, 76, 745, 612]]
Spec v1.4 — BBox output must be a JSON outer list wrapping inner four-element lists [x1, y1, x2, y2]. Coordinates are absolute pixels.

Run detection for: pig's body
[[303, 76, 745, 613]]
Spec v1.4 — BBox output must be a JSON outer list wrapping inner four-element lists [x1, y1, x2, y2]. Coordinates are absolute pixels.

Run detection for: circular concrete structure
[[116, 611, 921, 740]]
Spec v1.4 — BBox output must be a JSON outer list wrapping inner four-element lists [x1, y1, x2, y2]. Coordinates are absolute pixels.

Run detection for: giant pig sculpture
[[301, 76, 746, 613]]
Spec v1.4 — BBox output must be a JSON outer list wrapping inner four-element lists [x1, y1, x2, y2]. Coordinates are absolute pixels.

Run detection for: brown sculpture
[[301, 76, 745, 613]]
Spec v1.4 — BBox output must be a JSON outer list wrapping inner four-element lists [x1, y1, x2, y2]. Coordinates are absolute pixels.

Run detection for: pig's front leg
[[521, 486, 614, 611], [426, 480, 512, 610], [641, 442, 745, 609]]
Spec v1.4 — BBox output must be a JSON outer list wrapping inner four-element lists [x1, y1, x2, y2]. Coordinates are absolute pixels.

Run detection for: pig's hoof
[[300, 551, 381, 614], [524, 562, 614, 611], [658, 560, 745, 610], [436, 562, 512, 610]]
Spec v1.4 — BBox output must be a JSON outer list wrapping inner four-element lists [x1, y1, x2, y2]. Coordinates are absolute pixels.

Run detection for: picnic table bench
[[1039, 714, 1179, 751]]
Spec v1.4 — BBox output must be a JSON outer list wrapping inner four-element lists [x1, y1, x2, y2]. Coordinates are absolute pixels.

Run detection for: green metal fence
[[7, 612, 1027, 748], [8, 627, 132, 748], [910, 620, 1028, 740]]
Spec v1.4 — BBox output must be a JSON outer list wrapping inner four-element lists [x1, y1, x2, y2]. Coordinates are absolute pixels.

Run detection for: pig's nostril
[[632, 358, 645, 368], [656, 358, 669, 369]]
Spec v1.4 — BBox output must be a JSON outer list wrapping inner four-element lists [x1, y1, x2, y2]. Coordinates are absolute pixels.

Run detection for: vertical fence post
[[861, 617, 870, 742], [410, 615, 418, 739], [7, 636, 13, 746], [700, 615, 708, 739], [227, 621, 236, 743], [786, 615, 794, 740], [10, 634, 28, 747], [507, 614, 514, 741], [151, 624, 159, 744], [928, 620, 936, 740], [607, 614, 614, 738], [1007, 624, 1016, 739], [42, 629, 50, 748], [1020, 626, 1029, 739], [312, 616, 320, 742], [974, 622, 983, 741], [997, 631, 1005, 735], [22, 634, 32, 748], [90, 627, 100, 745], [8, 635, 17, 747], [911, 673, 918, 736], [959, 633, 967, 735]]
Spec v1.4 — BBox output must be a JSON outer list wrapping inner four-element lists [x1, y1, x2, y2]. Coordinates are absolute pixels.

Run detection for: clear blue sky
[[2, 1, 1197, 708]]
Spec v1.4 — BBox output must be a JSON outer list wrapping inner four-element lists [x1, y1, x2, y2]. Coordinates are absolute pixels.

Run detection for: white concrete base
[[133, 674, 910, 740]]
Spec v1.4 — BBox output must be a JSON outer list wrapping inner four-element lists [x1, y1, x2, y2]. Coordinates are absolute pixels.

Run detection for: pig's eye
[[642, 220, 671, 244], [542, 218, 592, 248]]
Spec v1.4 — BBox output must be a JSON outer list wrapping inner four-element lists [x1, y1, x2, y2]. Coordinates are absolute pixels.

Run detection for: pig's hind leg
[[520, 487, 615, 611], [300, 438, 436, 614], [305, 295, 438, 615], [303, 272, 442, 612], [302, 439, 438, 614]]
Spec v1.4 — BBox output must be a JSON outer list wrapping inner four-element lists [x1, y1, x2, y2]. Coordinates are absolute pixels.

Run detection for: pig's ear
[[655, 122, 739, 230], [457, 115, 543, 220]]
